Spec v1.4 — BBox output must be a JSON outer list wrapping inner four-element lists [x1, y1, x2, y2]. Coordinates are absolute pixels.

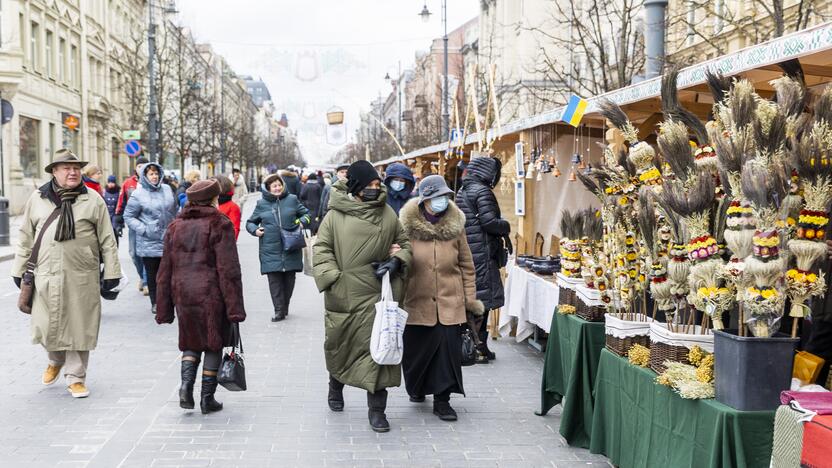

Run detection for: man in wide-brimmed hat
[[11, 149, 121, 398]]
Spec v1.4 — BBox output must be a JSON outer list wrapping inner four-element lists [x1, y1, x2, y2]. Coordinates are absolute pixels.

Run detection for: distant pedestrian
[[280, 167, 302, 196], [215, 175, 241, 240], [155, 179, 246, 414], [11, 149, 121, 398], [231, 168, 248, 208], [103, 175, 121, 241], [456, 157, 511, 363], [115, 156, 150, 294], [383, 162, 415, 216], [246, 173, 311, 322], [319, 164, 348, 221], [82, 165, 103, 196], [300, 172, 323, 234], [123, 162, 177, 314], [177, 170, 201, 208], [400, 176, 482, 420], [313, 160, 412, 432]]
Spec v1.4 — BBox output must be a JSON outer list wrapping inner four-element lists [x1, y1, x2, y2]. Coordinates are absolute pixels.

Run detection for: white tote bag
[[302, 230, 315, 277], [370, 272, 409, 365]]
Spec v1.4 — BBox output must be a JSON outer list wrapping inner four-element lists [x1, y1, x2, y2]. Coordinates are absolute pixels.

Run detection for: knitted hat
[[346, 160, 381, 195], [107, 175, 117, 183], [186, 179, 221, 203], [418, 175, 453, 204]]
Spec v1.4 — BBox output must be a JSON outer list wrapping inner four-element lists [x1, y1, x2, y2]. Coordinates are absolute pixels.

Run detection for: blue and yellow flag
[[561, 95, 587, 127]]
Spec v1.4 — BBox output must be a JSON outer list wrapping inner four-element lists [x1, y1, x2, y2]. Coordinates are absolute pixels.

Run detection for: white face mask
[[429, 196, 449, 213], [390, 180, 406, 192]]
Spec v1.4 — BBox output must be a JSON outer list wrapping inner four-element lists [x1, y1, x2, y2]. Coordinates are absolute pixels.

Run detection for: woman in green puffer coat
[[246, 173, 310, 322], [313, 160, 412, 433]]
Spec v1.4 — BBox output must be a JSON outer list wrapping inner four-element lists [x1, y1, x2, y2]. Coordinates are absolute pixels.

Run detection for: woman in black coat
[[455, 157, 511, 362], [300, 173, 323, 234]]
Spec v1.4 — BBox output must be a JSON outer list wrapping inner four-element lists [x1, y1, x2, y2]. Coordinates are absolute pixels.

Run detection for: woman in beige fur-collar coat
[[400, 175, 484, 422]]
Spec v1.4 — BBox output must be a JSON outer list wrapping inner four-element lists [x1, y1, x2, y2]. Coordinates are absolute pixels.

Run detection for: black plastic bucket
[[714, 330, 798, 411]]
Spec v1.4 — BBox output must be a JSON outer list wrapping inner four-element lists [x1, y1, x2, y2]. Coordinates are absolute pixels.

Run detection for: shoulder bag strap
[[26, 208, 62, 271]]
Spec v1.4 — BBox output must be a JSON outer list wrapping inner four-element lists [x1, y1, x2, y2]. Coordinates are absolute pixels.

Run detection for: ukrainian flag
[[561, 95, 587, 127]]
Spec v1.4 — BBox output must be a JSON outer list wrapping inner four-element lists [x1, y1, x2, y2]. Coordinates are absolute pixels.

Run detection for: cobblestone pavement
[[0, 200, 612, 467]]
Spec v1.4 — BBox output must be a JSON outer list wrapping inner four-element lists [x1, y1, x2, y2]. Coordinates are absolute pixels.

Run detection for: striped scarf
[[51, 179, 83, 242]]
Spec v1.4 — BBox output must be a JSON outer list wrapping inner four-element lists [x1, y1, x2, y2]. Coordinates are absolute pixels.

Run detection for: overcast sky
[[176, 0, 480, 165]]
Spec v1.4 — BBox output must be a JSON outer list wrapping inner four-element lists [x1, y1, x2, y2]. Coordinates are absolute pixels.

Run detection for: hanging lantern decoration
[[326, 106, 345, 125], [553, 166, 562, 178], [568, 168, 577, 181]]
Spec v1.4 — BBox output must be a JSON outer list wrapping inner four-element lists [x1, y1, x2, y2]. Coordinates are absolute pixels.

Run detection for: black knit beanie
[[346, 160, 381, 195]]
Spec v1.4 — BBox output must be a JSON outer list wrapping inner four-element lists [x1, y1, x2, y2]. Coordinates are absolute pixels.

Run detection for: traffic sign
[[125, 140, 142, 157], [122, 130, 141, 140]]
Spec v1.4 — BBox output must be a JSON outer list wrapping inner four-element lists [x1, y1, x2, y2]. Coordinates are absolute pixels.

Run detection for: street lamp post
[[420, 1, 449, 141]]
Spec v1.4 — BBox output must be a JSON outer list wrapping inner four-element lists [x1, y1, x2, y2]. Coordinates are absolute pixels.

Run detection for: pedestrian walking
[[155, 179, 246, 414], [11, 149, 121, 398], [177, 170, 201, 208], [280, 167, 302, 196], [103, 175, 121, 242], [319, 164, 348, 221], [231, 168, 248, 208], [399, 175, 483, 420], [115, 156, 150, 294], [82, 165, 103, 196], [313, 160, 412, 432], [300, 172, 323, 234], [383, 162, 415, 216], [456, 156, 511, 363], [123, 162, 177, 314], [215, 175, 241, 240], [246, 173, 311, 322]]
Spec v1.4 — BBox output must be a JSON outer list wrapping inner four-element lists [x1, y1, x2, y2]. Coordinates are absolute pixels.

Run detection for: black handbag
[[218, 324, 247, 391], [273, 200, 306, 252], [461, 328, 478, 367]]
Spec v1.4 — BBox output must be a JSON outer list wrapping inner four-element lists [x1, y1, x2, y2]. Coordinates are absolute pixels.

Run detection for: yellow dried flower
[[696, 354, 715, 383], [688, 346, 705, 366], [656, 374, 673, 386], [627, 344, 650, 367]]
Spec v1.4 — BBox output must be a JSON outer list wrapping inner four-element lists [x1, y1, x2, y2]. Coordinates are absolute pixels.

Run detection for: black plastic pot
[[516, 255, 533, 268], [713, 330, 798, 411]]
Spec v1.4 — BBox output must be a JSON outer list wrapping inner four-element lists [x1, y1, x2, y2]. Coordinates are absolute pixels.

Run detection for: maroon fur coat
[[155, 204, 246, 351]]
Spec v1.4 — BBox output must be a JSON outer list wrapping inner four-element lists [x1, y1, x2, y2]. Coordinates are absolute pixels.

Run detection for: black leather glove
[[115, 227, 123, 238], [113, 214, 124, 229], [13, 277, 21, 289], [372, 257, 402, 279], [102, 278, 120, 291]]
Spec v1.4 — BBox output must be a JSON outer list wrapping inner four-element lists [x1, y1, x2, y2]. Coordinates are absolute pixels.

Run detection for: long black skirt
[[402, 323, 465, 397]]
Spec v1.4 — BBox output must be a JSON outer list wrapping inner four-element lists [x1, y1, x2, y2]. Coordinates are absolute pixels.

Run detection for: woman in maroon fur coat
[[155, 179, 246, 414]]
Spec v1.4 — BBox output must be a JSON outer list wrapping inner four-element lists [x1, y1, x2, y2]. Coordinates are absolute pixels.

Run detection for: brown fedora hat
[[45, 149, 88, 173]]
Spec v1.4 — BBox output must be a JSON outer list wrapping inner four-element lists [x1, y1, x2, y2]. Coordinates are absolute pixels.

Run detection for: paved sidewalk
[[0, 200, 611, 467]]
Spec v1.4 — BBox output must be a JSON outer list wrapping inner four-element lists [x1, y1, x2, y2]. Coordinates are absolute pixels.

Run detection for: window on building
[[19, 116, 40, 178], [48, 122, 55, 156], [19, 14, 25, 59], [30, 22, 39, 71], [45, 30, 53, 77], [686, 1, 696, 45], [62, 124, 79, 154], [58, 38, 65, 82], [89, 57, 96, 94], [70, 44, 78, 87], [111, 137, 120, 181]]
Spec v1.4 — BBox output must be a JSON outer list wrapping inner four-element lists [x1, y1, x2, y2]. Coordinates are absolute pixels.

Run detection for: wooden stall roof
[[375, 20, 832, 167]]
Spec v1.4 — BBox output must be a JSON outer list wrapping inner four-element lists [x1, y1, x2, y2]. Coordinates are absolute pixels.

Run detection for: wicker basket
[[649, 341, 691, 374], [559, 287, 576, 306], [606, 334, 651, 357], [577, 303, 605, 322]]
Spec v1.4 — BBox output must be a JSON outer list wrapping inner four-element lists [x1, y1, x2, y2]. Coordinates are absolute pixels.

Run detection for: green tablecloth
[[537, 312, 606, 448], [589, 349, 775, 468]]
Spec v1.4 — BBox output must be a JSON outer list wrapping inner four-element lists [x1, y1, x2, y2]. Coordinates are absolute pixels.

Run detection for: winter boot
[[328, 375, 345, 412], [179, 359, 198, 409], [200, 373, 223, 414], [475, 343, 490, 364], [271, 306, 286, 322], [367, 389, 390, 433], [433, 392, 457, 421]]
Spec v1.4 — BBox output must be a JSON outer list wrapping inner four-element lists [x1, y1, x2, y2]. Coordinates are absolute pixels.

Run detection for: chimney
[[644, 0, 669, 79]]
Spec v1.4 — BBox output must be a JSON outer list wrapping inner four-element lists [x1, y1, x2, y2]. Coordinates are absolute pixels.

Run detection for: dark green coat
[[246, 189, 311, 274], [313, 180, 412, 392]]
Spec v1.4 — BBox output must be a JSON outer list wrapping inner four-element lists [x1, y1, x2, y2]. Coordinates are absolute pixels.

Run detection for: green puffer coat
[[245, 188, 311, 274], [313, 180, 412, 392]]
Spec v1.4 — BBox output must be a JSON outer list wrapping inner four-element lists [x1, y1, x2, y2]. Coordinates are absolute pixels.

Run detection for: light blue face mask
[[390, 180, 406, 192], [429, 196, 449, 213]]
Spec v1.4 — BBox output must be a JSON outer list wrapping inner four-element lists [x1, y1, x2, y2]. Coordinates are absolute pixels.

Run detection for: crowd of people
[[10, 149, 512, 430]]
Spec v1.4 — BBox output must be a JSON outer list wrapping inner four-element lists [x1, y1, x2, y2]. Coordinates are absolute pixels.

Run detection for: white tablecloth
[[500, 262, 560, 342]]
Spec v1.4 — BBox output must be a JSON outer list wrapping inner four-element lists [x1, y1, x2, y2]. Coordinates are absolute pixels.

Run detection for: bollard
[[0, 197, 8, 246]]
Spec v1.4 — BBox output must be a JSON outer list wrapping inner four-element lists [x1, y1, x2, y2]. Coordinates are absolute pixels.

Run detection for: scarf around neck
[[51, 179, 83, 242]]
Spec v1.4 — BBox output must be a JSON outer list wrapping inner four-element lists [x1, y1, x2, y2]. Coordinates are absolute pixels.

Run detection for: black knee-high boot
[[200, 373, 223, 414], [367, 389, 389, 433], [328, 375, 345, 412], [179, 360, 198, 409]]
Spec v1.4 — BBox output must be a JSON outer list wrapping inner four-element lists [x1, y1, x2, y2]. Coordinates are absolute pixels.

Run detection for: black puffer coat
[[456, 157, 510, 310]]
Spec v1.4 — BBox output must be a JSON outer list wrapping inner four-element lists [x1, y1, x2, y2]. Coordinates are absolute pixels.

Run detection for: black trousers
[[142, 257, 162, 306], [267, 272, 296, 315], [807, 317, 832, 386]]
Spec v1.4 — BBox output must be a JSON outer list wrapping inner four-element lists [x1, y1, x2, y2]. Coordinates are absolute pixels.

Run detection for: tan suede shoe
[[42, 364, 62, 385], [68, 383, 90, 398]]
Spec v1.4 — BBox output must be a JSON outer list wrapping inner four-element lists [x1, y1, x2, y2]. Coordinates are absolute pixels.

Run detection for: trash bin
[[0, 197, 8, 246]]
